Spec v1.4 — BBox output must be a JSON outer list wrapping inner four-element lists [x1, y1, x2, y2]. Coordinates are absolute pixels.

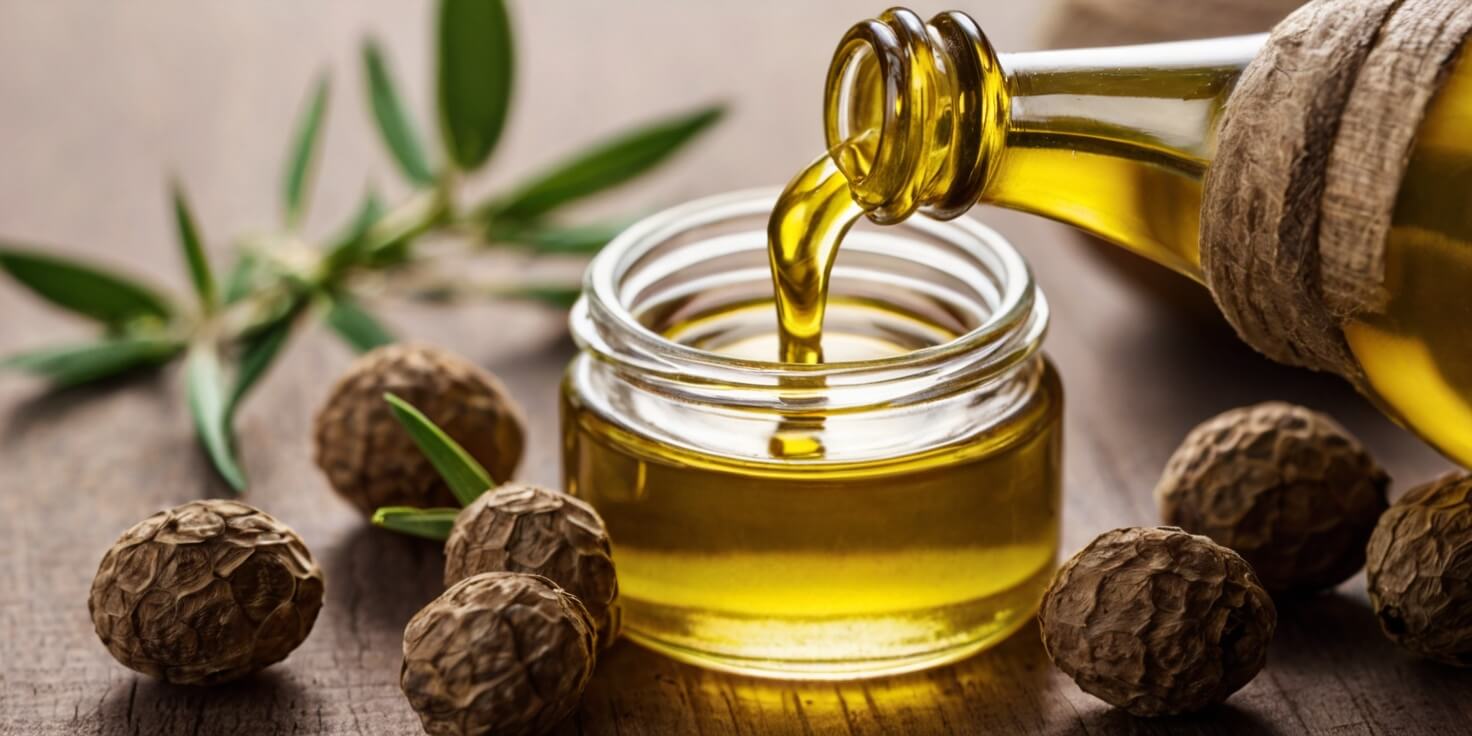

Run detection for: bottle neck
[[824, 9, 1265, 280]]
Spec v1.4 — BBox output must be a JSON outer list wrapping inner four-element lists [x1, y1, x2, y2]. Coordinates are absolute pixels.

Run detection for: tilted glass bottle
[[820, 8, 1472, 466]]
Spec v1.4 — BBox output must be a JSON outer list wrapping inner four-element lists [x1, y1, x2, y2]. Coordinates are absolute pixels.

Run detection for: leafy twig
[[0, 0, 725, 491]]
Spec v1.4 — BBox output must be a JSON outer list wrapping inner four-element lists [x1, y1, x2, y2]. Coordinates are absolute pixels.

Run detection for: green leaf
[[384, 392, 491, 506], [283, 75, 331, 228], [325, 296, 395, 353], [371, 506, 459, 541], [437, 0, 514, 171], [504, 284, 580, 309], [0, 247, 173, 326], [229, 301, 302, 412], [486, 105, 724, 221], [489, 219, 633, 255], [1, 336, 182, 388], [170, 182, 217, 312], [363, 39, 436, 187], [186, 344, 247, 492], [321, 189, 386, 277], [223, 250, 260, 305]]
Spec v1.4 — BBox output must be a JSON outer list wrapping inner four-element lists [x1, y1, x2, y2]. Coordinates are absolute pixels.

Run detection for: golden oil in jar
[[562, 194, 1060, 678]]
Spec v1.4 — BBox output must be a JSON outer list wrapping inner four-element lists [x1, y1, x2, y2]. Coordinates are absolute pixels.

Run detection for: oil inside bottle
[[797, 8, 1472, 466]]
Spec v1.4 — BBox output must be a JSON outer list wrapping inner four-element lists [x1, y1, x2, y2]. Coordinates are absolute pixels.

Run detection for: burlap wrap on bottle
[[1201, 0, 1472, 387]]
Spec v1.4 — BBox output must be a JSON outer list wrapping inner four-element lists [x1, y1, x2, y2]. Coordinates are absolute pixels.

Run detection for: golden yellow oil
[[767, 152, 866, 364], [561, 298, 1062, 678], [983, 49, 1472, 467], [1343, 53, 1472, 465], [807, 9, 1472, 466]]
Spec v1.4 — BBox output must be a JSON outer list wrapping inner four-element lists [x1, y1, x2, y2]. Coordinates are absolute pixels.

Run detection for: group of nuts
[[89, 344, 616, 735], [1039, 401, 1472, 716], [85, 344, 1472, 728]]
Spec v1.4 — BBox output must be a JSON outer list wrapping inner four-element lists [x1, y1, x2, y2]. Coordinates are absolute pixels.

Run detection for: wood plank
[[2, 3, 1470, 735]]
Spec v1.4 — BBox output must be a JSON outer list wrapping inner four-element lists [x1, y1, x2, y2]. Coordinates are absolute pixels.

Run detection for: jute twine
[[1201, 0, 1472, 387]]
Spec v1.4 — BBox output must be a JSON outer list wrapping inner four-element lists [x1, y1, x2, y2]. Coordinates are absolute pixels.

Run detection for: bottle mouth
[[571, 189, 1046, 411], [823, 8, 1007, 224]]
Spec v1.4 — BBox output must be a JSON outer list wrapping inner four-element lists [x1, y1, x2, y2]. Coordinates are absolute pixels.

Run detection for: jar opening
[[572, 189, 1045, 409]]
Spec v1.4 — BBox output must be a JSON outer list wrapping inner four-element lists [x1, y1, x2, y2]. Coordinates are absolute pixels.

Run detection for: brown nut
[[88, 500, 324, 685], [1367, 472, 1472, 666], [444, 484, 620, 645], [401, 572, 595, 736], [1040, 527, 1277, 716], [313, 343, 526, 516], [1156, 401, 1389, 593]]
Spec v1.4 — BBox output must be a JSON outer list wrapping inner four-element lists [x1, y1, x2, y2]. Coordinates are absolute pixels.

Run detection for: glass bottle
[[821, 8, 1472, 466]]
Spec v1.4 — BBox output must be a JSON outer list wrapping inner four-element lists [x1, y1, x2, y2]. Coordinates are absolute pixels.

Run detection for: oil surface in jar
[[562, 297, 1062, 678]]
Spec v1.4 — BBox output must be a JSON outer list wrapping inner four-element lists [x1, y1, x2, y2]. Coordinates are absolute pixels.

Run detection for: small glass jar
[[562, 190, 1061, 680]]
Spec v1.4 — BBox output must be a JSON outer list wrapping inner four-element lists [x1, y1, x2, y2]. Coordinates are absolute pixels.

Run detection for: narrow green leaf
[[223, 250, 260, 305], [1, 337, 182, 388], [489, 219, 633, 255], [283, 75, 331, 227], [363, 39, 436, 186], [437, 0, 514, 171], [186, 344, 247, 492], [384, 392, 491, 505], [371, 506, 459, 541], [325, 296, 395, 353], [486, 105, 724, 221], [504, 284, 581, 309], [229, 301, 302, 412], [170, 182, 217, 311], [322, 190, 386, 278], [0, 247, 173, 325]]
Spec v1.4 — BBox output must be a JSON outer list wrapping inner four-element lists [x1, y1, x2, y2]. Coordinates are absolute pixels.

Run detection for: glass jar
[[561, 190, 1061, 679]]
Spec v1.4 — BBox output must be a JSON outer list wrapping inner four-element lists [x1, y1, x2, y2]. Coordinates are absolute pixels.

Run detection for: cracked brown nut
[[444, 484, 620, 646], [1367, 472, 1472, 666], [314, 343, 526, 516], [88, 500, 324, 685], [1156, 402, 1389, 593], [1040, 527, 1277, 716], [402, 572, 595, 736]]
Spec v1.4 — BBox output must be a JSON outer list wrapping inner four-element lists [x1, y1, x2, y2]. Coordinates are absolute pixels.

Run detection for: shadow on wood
[[323, 524, 448, 637], [1, 367, 172, 442], [93, 669, 324, 735]]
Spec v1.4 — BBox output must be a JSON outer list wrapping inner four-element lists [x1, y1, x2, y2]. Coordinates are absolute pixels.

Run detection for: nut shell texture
[[313, 343, 526, 515], [445, 484, 620, 644], [1156, 401, 1388, 592], [1367, 473, 1472, 666], [1040, 527, 1277, 716], [88, 500, 324, 685], [402, 572, 596, 736]]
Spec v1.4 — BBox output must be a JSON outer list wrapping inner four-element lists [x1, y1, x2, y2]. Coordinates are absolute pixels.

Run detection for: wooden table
[[2, 3, 1469, 734]]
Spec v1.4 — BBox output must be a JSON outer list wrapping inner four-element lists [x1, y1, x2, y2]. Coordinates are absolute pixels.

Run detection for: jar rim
[[571, 188, 1046, 401]]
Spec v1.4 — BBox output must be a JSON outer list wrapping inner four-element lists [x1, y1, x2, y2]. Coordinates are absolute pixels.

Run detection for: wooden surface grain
[[2, 2, 1470, 735]]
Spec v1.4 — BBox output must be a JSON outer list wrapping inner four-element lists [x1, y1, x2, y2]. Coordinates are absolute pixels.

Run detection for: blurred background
[[0, 2, 1043, 264]]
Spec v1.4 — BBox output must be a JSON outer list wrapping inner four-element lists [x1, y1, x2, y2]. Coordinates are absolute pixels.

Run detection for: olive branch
[[0, 0, 723, 491]]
